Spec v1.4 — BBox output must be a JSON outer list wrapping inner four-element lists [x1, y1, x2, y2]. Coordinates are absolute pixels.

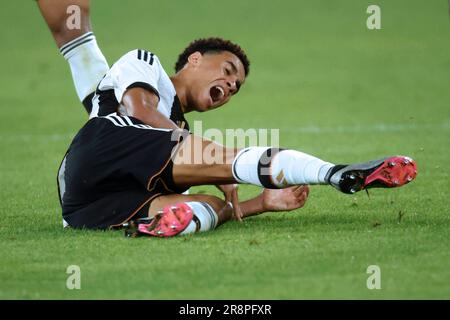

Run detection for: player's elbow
[[122, 88, 158, 115]]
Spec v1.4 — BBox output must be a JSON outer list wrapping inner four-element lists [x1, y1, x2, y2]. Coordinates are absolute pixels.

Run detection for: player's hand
[[261, 185, 310, 212], [216, 184, 244, 222]]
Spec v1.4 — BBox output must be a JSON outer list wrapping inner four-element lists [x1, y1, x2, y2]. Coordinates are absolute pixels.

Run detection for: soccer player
[[38, 0, 417, 237], [37, 0, 310, 232]]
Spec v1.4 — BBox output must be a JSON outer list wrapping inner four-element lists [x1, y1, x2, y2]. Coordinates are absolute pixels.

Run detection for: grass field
[[0, 0, 449, 299]]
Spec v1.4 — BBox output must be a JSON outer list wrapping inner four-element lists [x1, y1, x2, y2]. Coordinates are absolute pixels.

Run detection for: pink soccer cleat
[[326, 156, 417, 194], [125, 202, 193, 237]]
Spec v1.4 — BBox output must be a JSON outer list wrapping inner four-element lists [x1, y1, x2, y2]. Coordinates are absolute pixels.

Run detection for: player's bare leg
[[37, 0, 91, 47], [126, 185, 309, 237], [124, 193, 234, 237], [149, 193, 233, 226], [172, 134, 417, 194], [37, 0, 109, 112], [172, 135, 238, 187]]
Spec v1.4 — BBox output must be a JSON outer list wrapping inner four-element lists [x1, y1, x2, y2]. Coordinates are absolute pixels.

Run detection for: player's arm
[[122, 88, 179, 130], [238, 185, 310, 219], [111, 49, 178, 129]]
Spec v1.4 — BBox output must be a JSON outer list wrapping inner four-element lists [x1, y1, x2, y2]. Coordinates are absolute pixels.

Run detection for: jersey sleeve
[[109, 49, 161, 103]]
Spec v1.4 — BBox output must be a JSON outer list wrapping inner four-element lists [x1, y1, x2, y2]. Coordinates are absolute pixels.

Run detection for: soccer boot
[[124, 203, 193, 237], [325, 156, 417, 194]]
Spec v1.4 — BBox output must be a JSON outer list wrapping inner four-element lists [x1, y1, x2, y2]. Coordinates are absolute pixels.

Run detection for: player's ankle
[[324, 165, 346, 184]]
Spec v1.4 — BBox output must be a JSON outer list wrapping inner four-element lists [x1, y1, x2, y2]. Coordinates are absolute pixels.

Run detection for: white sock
[[232, 147, 269, 187], [270, 150, 334, 187], [60, 32, 109, 102], [232, 147, 334, 188], [179, 202, 218, 235]]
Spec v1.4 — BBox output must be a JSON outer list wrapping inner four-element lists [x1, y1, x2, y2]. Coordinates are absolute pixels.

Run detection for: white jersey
[[90, 49, 188, 130]]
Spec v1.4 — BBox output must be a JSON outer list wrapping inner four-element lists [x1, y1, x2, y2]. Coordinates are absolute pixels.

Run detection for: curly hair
[[175, 37, 250, 76]]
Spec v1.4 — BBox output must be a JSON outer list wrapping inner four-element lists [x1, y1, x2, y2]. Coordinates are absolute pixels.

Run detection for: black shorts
[[57, 114, 187, 229]]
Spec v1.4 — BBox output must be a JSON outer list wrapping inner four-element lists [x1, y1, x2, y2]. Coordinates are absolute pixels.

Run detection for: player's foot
[[325, 156, 417, 194], [124, 203, 193, 237]]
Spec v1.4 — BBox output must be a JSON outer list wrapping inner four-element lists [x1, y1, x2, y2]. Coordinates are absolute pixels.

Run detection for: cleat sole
[[364, 156, 417, 189]]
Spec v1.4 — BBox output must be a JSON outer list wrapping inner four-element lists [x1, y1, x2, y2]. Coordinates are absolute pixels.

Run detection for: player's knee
[[184, 194, 226, 214], [201, 195, 225, 212]]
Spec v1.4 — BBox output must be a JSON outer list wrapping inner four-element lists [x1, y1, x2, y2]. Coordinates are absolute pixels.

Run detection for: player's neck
[[170, 75, 192, 114]]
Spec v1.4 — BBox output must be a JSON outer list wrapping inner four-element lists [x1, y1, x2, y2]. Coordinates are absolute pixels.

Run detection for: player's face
[[188, 51, 246, 112]]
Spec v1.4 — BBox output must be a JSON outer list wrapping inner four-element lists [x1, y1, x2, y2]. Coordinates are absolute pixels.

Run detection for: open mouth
[[209, 85, 225, 104]]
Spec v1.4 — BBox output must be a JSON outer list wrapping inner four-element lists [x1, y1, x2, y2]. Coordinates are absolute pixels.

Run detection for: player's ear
[[187, 51, 203, 67]]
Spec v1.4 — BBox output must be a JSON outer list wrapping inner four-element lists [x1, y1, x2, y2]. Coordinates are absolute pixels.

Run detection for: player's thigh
[[37, 0, 91, 46], [172, 134, 240, 186]]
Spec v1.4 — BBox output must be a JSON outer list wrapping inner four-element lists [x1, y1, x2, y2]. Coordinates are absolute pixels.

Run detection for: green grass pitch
[[0, 0, 449, 299]]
